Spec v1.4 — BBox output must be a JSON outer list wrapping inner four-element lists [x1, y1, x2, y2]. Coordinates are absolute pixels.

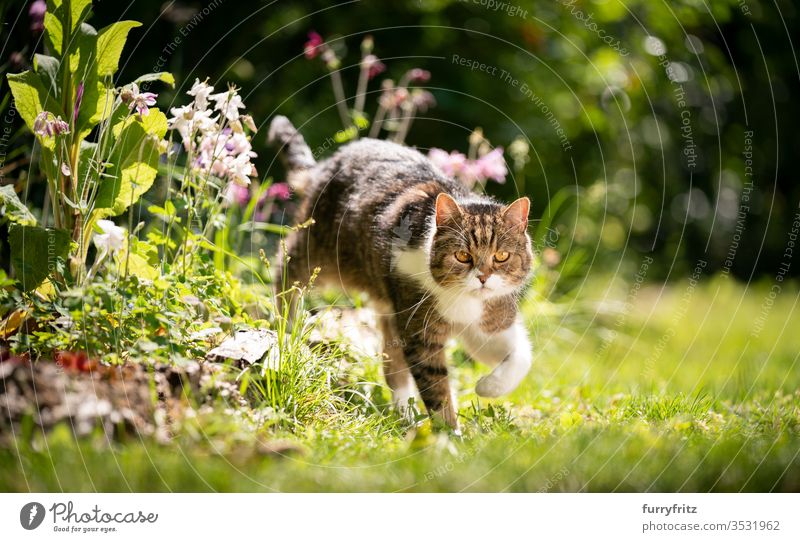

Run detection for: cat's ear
[[502, 197, 530, 233], [435, 193, 463, 226]]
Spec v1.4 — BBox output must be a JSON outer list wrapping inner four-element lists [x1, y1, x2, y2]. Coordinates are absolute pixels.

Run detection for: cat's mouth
[[470, 285, 495, 298]]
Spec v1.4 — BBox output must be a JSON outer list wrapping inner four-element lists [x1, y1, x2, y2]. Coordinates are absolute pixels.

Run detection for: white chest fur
[[392, 246, 484, 326]]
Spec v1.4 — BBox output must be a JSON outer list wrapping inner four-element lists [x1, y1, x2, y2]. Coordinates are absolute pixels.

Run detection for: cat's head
[[429, 193, 532, 298]]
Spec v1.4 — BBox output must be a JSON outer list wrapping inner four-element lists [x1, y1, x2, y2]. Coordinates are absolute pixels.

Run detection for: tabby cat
[[269, 116, 533, 429]]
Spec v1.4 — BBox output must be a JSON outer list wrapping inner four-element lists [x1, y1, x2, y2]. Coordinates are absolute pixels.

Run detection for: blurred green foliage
[[2, 0, 798, 280]]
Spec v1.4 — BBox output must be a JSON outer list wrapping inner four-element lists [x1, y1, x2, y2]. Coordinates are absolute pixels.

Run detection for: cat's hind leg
[[459, 319, 533, 398], [401, 335, 459, 429], [377, 314, 416, 412]]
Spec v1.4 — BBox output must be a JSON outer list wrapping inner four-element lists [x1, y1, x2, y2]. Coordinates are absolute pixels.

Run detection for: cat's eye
[[494, 251, 511, 263], [454, 250, 472, 263]]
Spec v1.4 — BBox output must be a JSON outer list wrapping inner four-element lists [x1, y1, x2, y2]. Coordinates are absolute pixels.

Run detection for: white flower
[[211, 90, 245, 121], [187, 78, 215, 110], [226, 153, 256, 186], [93, 220, 126, 255]]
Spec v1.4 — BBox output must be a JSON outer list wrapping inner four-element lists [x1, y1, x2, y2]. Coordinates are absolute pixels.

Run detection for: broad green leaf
[[0, 186, 37, 226], [6, 70, 65, 150], [8, 224, 70, 291], [133, 72, 176, 88], [44, 0, 93, 55], [76, 81, 114, 141], [33, 54, 60, 99], [69, 22, 97, 77], [94, 108, 167, 218], [43, 12, 63, 56], [115, 238, 159, 280], [96, 21, 142, 77]]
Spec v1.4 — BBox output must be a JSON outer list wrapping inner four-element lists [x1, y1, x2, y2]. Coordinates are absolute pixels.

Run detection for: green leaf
[[96, 21, 142, 77], [43, 13, 64, 56], [0, 186, 37, 226], [132, 72, 176, 88], [69, 22, 97, 77], [33, 54, 60, 99], [76, 140, 99, 197], [115, 237, 159, 280], [6, 70, 64, 150], [44, 0, 93, 56], [93, 108, 167, 218], [8, 224, 71, 291], [69, 23, 114, 140], [76, 81, 114, 141]]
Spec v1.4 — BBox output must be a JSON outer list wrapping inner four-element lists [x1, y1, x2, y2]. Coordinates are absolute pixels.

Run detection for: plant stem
[[328, 70, 351, 130], [353, 65, 369, 118], [393, 104, 416, 144], [369, 105, 386, 138]]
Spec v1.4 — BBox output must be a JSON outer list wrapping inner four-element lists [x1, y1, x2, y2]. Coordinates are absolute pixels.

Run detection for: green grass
[[2, 276, 799, 492]]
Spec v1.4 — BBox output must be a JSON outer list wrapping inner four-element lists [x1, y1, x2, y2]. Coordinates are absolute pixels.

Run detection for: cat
[[268, 116, 533, 429]]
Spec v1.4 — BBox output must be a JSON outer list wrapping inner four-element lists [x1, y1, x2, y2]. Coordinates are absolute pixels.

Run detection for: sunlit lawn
[[2, 276, 798, 492]]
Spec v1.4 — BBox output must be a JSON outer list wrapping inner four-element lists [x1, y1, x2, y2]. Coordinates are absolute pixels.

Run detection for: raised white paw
[[475, 374, 510, 398]]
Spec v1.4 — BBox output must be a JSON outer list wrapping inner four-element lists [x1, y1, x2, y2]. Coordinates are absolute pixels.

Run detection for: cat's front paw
[[475, 374, 509, 397]]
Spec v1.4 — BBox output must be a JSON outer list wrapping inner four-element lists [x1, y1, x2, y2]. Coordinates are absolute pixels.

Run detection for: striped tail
[[268, 115, 315, 193]]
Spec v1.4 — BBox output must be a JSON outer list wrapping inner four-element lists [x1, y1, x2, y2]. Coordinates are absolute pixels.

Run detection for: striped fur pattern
[[271, 117, 534, 429]]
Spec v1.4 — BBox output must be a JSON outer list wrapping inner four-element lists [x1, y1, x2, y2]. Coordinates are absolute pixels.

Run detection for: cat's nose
[[478, 273, 490, 284]]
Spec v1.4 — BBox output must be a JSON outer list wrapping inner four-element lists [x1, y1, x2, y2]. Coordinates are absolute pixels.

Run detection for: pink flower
[[223, 183, 251, 207], [266, 182, 291, 201], [304, 31, 324, 59], [29, 0, 46, 33], [410, 89, 436, 112], [476, 147, 507, 184], [406, 68, 431, 83], [428, 146, 507, 186], [428, 148, 466, 177], [33, 111, 69, 137], [362, 54, 386, 80], [123, 83, 157, 116]]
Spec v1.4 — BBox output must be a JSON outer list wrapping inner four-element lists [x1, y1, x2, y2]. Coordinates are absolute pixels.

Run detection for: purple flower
[[122, 83, 158, 116], [29, 0, 46, 33], [73, 81, 85, 124], [33, 111, 70, 137], [304, 31, 324, 59], [266, 182, 291, 201], [476, 147, 508, 184]]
